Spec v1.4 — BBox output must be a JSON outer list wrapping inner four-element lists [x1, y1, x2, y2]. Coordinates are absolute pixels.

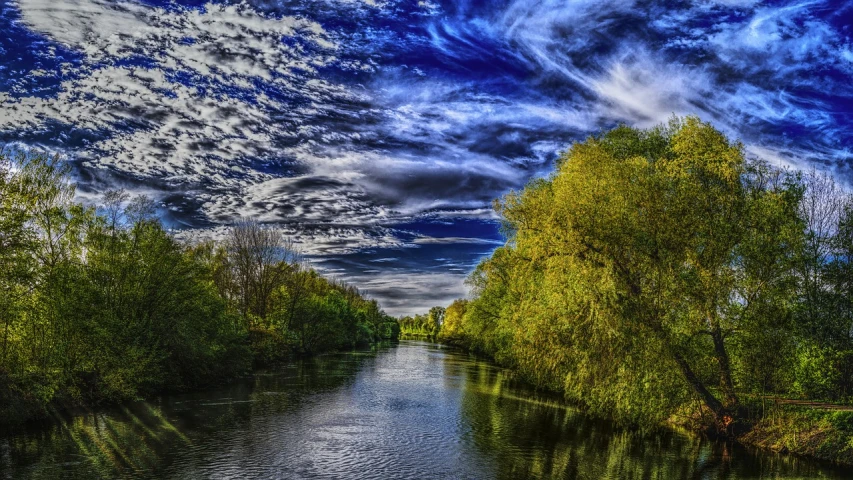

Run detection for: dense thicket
[[0, 150, 397, 423], [430, 117, 853, 431]]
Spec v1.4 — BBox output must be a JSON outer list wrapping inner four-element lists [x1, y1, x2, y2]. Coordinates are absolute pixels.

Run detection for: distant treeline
[[397, 307, 444, 337], [424, 117, 853, 434], [0, 150, 398, 424]]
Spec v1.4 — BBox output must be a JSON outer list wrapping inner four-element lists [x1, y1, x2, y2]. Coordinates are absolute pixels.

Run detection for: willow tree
[[497, 117, 802, 428]]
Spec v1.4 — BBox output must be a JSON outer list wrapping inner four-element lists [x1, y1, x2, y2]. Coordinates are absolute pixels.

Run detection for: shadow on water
[[0, 340, 850, 479], [0, 345, 389, 479]]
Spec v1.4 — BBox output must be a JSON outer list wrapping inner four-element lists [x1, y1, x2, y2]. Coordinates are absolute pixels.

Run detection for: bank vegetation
[[0, 150, 398, 425]]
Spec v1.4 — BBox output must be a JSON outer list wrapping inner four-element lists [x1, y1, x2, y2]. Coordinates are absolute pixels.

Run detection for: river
[[0, 340, 849, 479]]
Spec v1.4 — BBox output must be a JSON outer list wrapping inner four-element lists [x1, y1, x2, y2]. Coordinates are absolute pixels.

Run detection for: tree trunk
[[672, 350, 725, 418], [672, 350, 737, 434], [711, 325, 738, 409]]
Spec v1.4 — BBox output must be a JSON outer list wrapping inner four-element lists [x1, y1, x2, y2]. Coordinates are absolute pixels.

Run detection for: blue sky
[[1, 0, 851, 315]]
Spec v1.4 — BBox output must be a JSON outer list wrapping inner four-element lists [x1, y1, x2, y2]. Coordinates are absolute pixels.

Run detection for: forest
[[426, 117, 853, 445], [0, 149, 399, 424]]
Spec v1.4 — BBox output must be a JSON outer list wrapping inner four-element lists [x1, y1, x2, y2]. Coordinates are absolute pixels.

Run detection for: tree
[[0, 150, 36, 370], [464, 117, 804, 428], [222, 220, 299, 326], [427, 306, 445, 337], [790, 172, 853, 400], [0, 148, 395, 424], [438, 299, 468, 343]]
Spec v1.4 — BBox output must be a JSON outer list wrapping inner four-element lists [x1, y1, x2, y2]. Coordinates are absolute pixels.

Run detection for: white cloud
[[176, 223, 411, 256], [4, 0, 344, 177], [590, 53, 713, 126], [708, 1, 843, 76], [412, 236, 503, 245]]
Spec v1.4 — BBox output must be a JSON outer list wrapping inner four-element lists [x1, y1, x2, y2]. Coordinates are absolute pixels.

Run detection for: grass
[[738, 405, 853, 464], [666, 395, 853, 465]]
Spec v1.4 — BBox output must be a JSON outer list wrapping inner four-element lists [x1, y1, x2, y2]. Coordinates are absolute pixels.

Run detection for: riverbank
[[734, 405, 853, 465], [0, 156, 402, 432], [420, 123, 853, 469], [664, 395, 853, 465], [437, 337, 853, 468]]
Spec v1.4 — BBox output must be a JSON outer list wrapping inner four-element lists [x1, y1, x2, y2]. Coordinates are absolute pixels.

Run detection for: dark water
[[1, 341, 851, 479]]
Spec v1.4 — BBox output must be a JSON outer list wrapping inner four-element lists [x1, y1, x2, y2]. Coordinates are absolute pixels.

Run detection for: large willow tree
[[470, 117, 803, 428]]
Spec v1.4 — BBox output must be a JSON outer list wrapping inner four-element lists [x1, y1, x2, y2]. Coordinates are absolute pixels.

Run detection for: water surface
[[1, 341, 850, 479]]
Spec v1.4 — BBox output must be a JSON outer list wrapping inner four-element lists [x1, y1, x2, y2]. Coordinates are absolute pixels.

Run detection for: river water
[[1, 340, 850, 479]]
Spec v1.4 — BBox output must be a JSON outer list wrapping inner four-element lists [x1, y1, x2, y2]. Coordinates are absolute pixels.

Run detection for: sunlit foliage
[[0, 149, 398, 423], [398, 306, 444, 338], [433, 118, 853, 430]]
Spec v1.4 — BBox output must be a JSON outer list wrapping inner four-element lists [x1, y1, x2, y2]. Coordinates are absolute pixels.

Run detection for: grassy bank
[[662, 395, 853, 464], [734, 404, 853, 465]]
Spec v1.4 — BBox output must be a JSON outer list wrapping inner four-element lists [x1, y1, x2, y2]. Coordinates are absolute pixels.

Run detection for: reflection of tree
[[449, 349, 827, 479], [2, 348, 387, 478]]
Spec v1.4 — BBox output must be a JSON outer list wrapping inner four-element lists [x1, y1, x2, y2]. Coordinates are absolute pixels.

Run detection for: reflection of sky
[[2, 0, 852, 315]]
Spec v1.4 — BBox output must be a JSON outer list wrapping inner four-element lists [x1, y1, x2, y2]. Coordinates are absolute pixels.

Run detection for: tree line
[[397, 306, 444, 337], [428, 117, 853, 432], [0, 149, 398, 423]]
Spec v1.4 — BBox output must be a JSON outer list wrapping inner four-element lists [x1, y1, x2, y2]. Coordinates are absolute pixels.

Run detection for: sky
[[1, 0, 852, 316]]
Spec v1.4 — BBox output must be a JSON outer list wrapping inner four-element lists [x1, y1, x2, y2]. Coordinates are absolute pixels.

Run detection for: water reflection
[[0, 341, 849, 479], [448, 350, 832, 479]]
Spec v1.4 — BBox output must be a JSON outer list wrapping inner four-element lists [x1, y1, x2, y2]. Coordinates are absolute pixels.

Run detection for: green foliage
[[398, 310, 442, 338], [248, 327, 289, 366], [0, 148, 397, 424], [430, 117, 853, 431], [437, 299, 468, 344], [739, 405, 853, 465], [792, 344, 853, 401]]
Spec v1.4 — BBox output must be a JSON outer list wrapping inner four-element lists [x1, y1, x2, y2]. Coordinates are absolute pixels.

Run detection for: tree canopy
[[430, 117, 853, 431]]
